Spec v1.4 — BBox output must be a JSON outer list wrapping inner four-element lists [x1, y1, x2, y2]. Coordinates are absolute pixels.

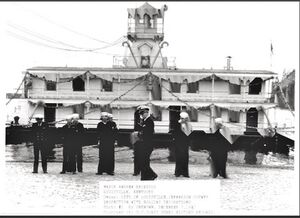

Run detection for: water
[[6, 143, 34, 162]]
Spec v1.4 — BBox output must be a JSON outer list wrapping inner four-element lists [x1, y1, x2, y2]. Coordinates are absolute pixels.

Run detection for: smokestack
[[226, 56, 232, 70]]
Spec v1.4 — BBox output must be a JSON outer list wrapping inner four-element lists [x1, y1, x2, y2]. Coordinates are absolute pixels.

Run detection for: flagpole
[[270, 40, 273, 71], [270, 52, 272, 68]]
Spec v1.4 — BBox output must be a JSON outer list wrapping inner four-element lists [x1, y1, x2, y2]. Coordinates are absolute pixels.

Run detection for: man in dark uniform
[[72, 114, 85, 173], [11, 115, 20, 126], [208, 118, 230, 179], [132, 108, 142, 176], [31, 114, 49, 173], [8, 115, 22, 144], [96, 112, 118, 175], [138, 106, 157, 180], [108, 113, 118, 173], [60, 115, 76, 174]]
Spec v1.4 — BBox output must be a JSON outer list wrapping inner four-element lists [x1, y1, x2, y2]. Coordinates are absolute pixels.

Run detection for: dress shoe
[[175, 174, 180, 177], [60, 171, 66, 174], [107, 172, 115, 176], [32, 171, 38, 174], [72, 172, 77, 174], [96, 172, 102, 175], [43, 171, 48, 174], [151, 174, 158, 180]]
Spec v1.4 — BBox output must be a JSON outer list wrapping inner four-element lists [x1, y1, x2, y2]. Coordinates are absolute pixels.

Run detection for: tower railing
[[112, 55, 175, 68], [127, 21, 164, 34]]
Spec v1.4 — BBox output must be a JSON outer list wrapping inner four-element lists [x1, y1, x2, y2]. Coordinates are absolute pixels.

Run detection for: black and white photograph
[[0, 1, 299, 216]]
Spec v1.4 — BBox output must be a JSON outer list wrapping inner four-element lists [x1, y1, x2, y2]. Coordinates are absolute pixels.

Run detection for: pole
[[122, 41, 139, 68], [211, 74, 215, 101], [117, 75, 120, 129], [151, 41, 169, 68]]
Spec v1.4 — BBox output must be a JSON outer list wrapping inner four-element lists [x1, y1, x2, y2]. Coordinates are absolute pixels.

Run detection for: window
[[139, 19, 144, 24], [246, 108, 258, 132], [144, 14, 151, 28], [150, 19, 154, 28], [151, 105, 162, 121], [46, 81, 56, 91], [100, 104, 112, 113], [44, 103, 56, 124], [170, 82, 181, 93], [72, 76, 85, 91], [228, 110, 240, 123], [249, 78, 262, 95], [102, 79, 113, 92], [182, 106, 198, 122], [141, 56, 150, 68], [187, 108, 198, 122], [157, 18, 163, 33], [229, 83, 241, 94], [187, 81, 199, 93], [73, 104, 84, 119]]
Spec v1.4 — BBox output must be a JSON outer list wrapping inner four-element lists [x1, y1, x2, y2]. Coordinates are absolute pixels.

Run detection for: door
[[246, 108, 258, 132], [169, 106, 181, 132], [44, 104, 56, 126]]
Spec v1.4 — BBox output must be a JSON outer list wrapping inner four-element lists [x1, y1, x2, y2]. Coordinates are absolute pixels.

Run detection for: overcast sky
[[0, 1, 299, 93]]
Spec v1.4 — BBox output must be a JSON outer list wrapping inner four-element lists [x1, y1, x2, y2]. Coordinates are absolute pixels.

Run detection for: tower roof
[[128, 2, 167, 18]]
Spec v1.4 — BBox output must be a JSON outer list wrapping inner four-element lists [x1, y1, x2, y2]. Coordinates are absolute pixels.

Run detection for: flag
[[271, 43, 274, 55]]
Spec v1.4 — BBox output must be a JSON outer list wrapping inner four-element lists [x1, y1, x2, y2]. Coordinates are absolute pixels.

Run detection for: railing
[[27, 87, 271, 103], [113, 55, 176, 69], [128, 23, 164, 34], [54, 118, 249, 134], [27, 88, 147, 101], [161, 90, 270, 103]]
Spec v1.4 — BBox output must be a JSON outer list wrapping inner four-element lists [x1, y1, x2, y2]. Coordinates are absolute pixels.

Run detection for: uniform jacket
[[72, 122, 85, 145], [140, 116, 154, 144], [97, 121, 118, 144], [61, 122, 85, 147], [31, 122, 49, 145]]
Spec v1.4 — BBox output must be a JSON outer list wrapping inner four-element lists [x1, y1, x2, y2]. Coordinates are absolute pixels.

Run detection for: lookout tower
[[123, 2, 169, 68]]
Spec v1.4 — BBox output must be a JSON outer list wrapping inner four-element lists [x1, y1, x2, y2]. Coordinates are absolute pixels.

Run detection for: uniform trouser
[[133, 142, 141, 174], [140, 145, 157, 180], [175, 153, 189, 177], [174, 142, 189, 177], [76, 146, 83, 172], [33, 144, 47, 172], [210, 152, 227, 178], [62, 147, 76, 172], [97, 143, 115, 174]]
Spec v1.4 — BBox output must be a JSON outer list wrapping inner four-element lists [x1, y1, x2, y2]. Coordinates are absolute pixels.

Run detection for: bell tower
[[124, 2, 168, 68]]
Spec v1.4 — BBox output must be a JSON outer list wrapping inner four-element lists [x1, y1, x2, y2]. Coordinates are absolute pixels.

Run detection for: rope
[[6, 73, 27, 105], [24, 72, 293, 133], [83, 75, 148, 117], [275, 82, 295, 117], [107, 76, 147, 106], [159, 79, 281, 131], [160, 82, 200, 113]]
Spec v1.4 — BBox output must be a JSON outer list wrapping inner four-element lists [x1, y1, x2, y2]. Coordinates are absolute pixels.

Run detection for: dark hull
[[6, 126, 293, 155]]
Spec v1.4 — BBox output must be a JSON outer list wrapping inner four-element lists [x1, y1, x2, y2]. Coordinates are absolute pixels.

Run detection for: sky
[[0, 1, 299, 94]]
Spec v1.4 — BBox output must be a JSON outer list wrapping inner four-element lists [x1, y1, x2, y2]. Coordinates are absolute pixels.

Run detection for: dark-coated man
[[71, 113, 85, 173], [31, 114, 49, 173], [138, 106, 157, 180], [96, 112, 118, 176]]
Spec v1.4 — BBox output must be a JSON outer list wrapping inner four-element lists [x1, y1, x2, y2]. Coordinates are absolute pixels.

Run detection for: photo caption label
[[99, 180, 220, 215]]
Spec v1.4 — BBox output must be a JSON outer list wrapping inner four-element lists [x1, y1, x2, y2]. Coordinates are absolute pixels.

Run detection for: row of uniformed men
[[31, 106, 158, 180]]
